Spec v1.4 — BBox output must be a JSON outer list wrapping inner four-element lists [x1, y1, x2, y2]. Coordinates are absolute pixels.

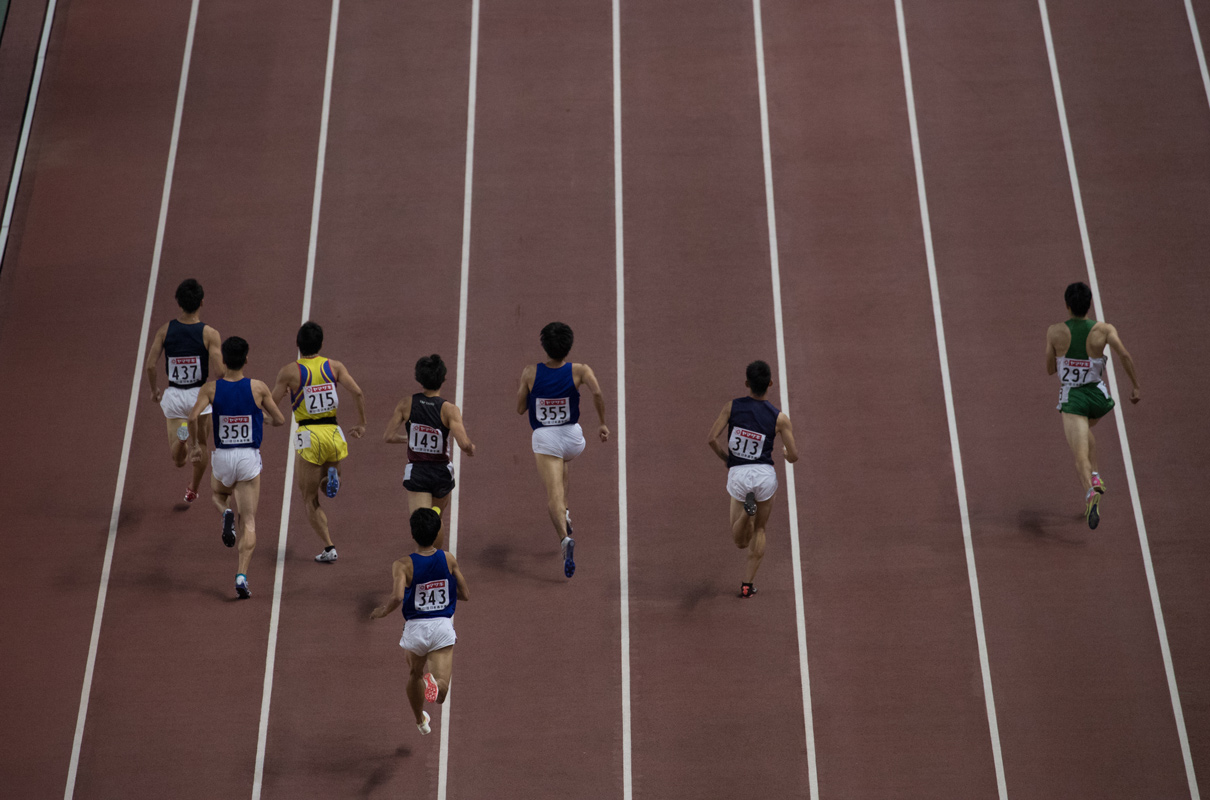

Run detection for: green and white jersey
[[1056, 318, 1108, 407]]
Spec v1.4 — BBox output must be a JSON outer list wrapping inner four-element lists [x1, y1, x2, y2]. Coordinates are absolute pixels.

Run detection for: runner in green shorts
[[1045, 281, 1141, 529]]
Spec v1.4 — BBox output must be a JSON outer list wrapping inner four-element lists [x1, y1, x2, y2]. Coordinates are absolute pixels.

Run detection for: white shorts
[[160, 386, 211, 419], [727, 464, 778, 503], [211, 448, 263, 488], [399, 616, 457, 656], [531, 423, 586, 460]]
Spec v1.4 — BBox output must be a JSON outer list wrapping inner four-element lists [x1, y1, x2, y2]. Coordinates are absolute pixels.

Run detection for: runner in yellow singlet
[[1045, 282, 1141, 530], [271, 322, 367, 561]]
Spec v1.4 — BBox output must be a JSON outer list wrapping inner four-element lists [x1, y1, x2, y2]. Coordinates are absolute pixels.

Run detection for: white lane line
[[1037, 2, 1200, 796], [249, 0, 340, 796], [893, 2, 1009, 797], [1185, 0, 1210, 111], [751, 2, 818, 796], [0, 0, 57, 267], [437, 0, 480, 796], [612, 0, 633, 797], [63, 1, 201, 797]]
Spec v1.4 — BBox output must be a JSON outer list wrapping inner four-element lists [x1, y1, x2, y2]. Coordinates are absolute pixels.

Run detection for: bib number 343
[[415, 579, 450, 613]]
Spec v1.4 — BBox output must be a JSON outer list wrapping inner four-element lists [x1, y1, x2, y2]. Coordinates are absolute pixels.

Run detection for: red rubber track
[[0, 0, 49, 197], [2, 0, 1209, 798]]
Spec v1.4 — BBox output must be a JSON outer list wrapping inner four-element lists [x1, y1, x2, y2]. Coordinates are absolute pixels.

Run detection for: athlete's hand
[[598, 425, 610, 443], [370, 605, 389, 620], [189, 445, 204, 464], [150, 388, 163, 403], [348, 425, 366, 440], [1130, 387, 1141, 404], [461, 442, 476, 457]]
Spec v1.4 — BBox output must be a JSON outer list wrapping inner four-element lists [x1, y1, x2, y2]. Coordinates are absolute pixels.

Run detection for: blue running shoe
[[326, 466, 340, 498], [235, 574, 250, 599], [222, 509, 236, 548], [562, 535, 575, 579]]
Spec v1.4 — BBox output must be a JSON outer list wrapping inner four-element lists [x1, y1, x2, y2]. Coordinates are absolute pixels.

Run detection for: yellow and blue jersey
[[291, 356, 340, 423]]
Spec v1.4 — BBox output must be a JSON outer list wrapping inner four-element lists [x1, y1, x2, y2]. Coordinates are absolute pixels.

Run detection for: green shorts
[[1059, 382, 1116, 420]]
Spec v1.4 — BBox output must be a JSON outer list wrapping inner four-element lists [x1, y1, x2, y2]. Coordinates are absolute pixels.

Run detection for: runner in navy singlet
[[187, 337, 285, 599], [707, 360, 799, 598], [515, 322, 610, 579], [371, 508, 470, 735], [143, 279, 222, 503], [384, 355, 476, 534]]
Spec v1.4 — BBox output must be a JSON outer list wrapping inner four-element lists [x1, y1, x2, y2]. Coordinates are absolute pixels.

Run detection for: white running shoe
[[315, 548, 338, 563], [417, 711, 431, 735], [175, 422, 190, 442]]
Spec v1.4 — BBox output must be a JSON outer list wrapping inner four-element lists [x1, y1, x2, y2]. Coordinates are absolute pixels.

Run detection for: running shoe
[[1091, 472, 1106, 495], [325, 467, 340, 498], [235, 574, 251, 600], [222, 509, 236, 547], [423, 673, 439, 703], [565, 508, 573, 537], [740, 583, 757, 598], [1085, 488, 1101, 530], [743, 491, 757, 517], [184, 486, 198, 503], [315, 547, 338, 563], [562, 535, 576, 579], [175, 422, 190, 442], [417, 710, 432, 735]]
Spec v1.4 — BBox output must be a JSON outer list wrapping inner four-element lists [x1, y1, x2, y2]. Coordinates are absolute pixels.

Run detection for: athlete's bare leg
[[1088, 416, 1101, 476], [210, 475, 233, 515], [732, 497, 773, 582], [1062, 412, 1094, 492], [296, 455, 334, 547], [534, 453, 569, 541], [165, 418, 189, 467], [426, 645, 454, 703], [730, 498, 755, 545], [232, 475, 260, 576], [405, 649, 429, 725]]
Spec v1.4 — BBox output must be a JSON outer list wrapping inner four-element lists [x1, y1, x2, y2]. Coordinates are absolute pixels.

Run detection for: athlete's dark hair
[[416, 354, 447, 391], [746, 360, 772, 396], [297, 321, 324, 357], [222, 336, 249, 370], [540, 322, 574, 361], [175, 278, 204, 313], [410, 507, 442, 548], [1065, 282, 1092, 317]]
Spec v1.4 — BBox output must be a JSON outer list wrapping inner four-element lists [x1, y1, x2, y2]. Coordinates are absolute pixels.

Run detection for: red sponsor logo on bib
[[736, 429, 763, 442], [225, 415, 251, 424]]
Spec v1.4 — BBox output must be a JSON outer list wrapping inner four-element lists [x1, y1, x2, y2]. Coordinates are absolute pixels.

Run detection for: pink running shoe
[[423, 673, 439, 703], [1090, 472, 1105, 495], [184, 486, 198, 503]]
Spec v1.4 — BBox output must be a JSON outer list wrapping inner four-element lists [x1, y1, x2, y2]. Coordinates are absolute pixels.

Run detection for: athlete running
[[144, 279, 222, 503], [383, 355, 476, 537], [187, 336, 285, 599], [1045, 281, 1140, 529], [370, 507, 469, 736], [707, 360, 799, 598], [271, 322, 367, 563], [515, 322, 609, 579]]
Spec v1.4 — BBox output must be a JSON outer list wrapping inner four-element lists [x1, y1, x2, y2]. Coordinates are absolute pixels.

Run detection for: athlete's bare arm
[[330, 359, 367, 439], [254, 380, 287, 427], [186, 381, 217, 461], [203, 325, 223, 378], [1045, 323, 1069, 376], [270, 362, 301, 408], [144, 323, 170, 402], [370, 557, 413, 619], [383, 396, 413, 444], [1103, 323, 1141, 403], [707, 401, 733, 464], [574, 363, 610, 443], [447, 552, 470, 601], [515, 365, 535, 415], [777, 412, 800, 463], [441, 402, 476, 456]]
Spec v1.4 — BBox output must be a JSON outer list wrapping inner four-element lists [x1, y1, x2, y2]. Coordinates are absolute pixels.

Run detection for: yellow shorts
[[294, 424, 348, 466]]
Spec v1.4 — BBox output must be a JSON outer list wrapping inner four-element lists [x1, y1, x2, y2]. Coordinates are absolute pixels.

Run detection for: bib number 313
[[728, 427, 765, 461]]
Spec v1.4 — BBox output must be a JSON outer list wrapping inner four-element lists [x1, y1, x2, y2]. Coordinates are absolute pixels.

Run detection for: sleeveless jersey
[[402, 551, 457, 620], [726, 396, 779, 468], [291, 356, 339, 426], [407, 393, 452, 464], [1057, 319, 1108, 405], [528, 363, 580, 430], [164, 320, 208, 389], [212, 378, 263, 449]]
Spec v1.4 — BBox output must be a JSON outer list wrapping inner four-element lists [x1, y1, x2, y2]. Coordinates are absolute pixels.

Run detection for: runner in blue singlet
[[708, 360, 799, 598], [514, 322, 610, 579], [187, 337, 285, 598], [371, 508, 470, 735]]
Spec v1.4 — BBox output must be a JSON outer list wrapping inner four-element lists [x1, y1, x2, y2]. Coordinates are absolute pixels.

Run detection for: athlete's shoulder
[[444, 550, 459, 570]]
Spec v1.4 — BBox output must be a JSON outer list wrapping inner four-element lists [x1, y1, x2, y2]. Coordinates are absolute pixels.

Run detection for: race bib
[[218, 415, 254, 446], [168, 355, 202, 385], [728, 427, 766, 461], [535, 397, 570, 426], [1058, 357, 1101, 388], [303, 382, 338, 415], [294, 428, 311, 451], [414, 579, 450, 613], [409, 423, 445, 455]]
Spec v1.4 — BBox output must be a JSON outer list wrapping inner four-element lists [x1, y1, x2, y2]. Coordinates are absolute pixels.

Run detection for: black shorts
[[403, 462, 455, 499]]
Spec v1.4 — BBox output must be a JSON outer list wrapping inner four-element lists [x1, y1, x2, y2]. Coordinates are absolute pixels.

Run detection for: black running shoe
[[222, 509, 236, 547], [235, 576, 250, 599], [743, 491, 757, 517], [1086, 493, 1100, 530], [740, 583, 757, 598], [562, 535, 576, 579]]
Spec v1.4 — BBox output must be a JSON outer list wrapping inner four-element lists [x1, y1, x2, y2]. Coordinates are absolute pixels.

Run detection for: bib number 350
[[219, 415, 253, 446]]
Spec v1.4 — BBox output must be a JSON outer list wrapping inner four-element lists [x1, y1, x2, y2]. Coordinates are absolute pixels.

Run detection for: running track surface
[[1, 1, 1208, 798]]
